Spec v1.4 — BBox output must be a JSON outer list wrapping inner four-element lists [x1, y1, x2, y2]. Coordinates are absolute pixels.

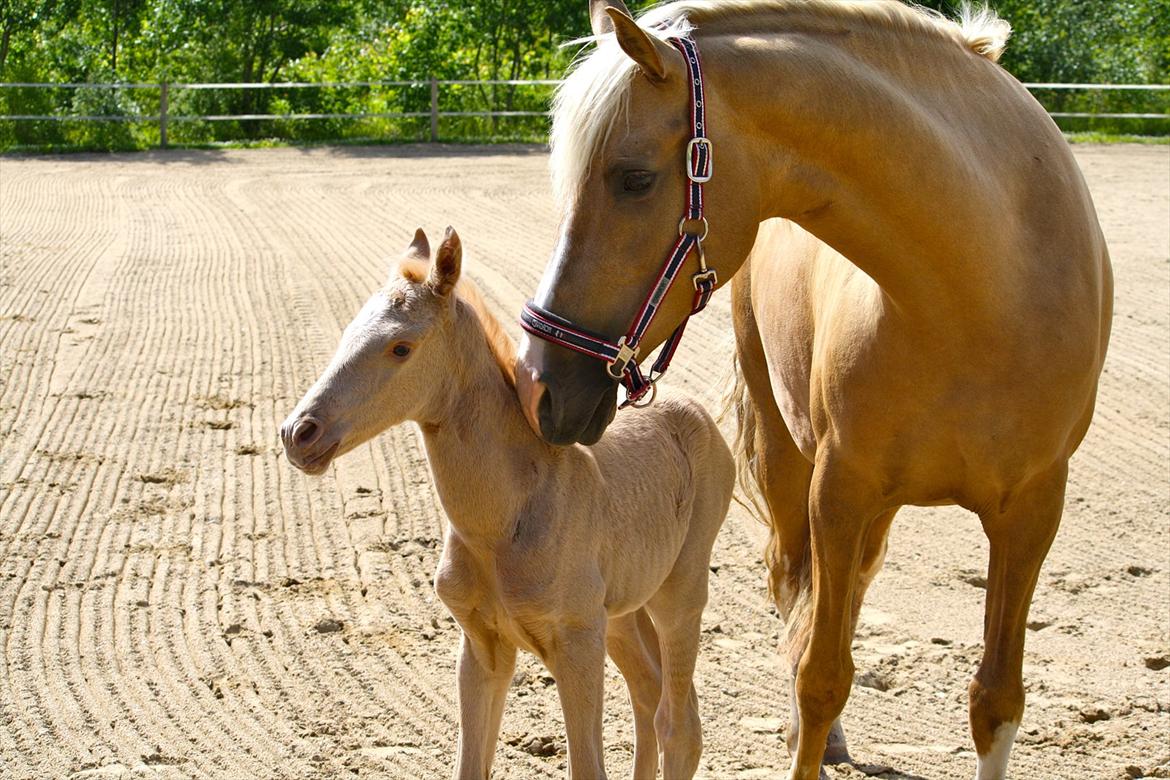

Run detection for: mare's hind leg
[[606, 609, 662, 780], [733, 281, 851, 762], [970, 462, 1066, 780], [789, 455, 888, 780], [817, 507, 898, 764]]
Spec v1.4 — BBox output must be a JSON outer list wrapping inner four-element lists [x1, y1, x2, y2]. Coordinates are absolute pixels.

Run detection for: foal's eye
[[622, 170, 655, 193], [389, 343, 412, 359]]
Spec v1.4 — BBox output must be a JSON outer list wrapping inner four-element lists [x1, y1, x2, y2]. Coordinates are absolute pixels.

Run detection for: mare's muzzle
[[516, 334, 618, 446]]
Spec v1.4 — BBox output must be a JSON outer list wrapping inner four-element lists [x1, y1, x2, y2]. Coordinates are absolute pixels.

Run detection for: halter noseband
[[521, 33, 716, 409]]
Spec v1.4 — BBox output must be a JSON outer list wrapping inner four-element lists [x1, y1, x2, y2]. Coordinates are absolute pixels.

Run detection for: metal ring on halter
[[678, 215, 709, 240], [629, 380, 658, 408]]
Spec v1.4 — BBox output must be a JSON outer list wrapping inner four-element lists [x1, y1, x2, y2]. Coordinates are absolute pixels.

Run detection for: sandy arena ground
[[0, 143, 1167, 779]]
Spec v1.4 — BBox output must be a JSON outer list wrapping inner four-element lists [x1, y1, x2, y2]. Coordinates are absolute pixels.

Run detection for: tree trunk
[[111, 0, 121, 73], [0, 18, 14, 73], [488, 18, 501, 134]]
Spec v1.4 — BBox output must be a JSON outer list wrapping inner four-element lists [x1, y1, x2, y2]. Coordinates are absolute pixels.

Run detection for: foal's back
[[577, 394, 734, 615]]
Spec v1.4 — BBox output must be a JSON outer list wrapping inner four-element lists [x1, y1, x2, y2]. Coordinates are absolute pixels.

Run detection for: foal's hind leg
[[453, 629, 517, 780], [545, 616, 610, 779], [646, 564, 711, 779], [606, 609, 662, 780], [970, 463, 1066, 780]]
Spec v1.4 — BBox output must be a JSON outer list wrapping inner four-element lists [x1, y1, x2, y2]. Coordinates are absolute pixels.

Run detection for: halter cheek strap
[[520, 34, 716, 408]]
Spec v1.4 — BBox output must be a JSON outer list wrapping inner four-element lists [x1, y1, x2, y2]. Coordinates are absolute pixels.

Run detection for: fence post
[[429, 77, 439, 142], [159, 81, 169, 149]]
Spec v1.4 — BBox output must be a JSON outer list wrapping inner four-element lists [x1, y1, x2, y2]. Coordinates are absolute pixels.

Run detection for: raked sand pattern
[[1, 144, 1167, 779]]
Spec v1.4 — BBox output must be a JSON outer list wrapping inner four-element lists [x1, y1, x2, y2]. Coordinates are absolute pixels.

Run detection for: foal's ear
[[427, 226, 462, 297], [606, 6, 673, 83], [407, 226, 431, 259], [589, 0, 631, 37]]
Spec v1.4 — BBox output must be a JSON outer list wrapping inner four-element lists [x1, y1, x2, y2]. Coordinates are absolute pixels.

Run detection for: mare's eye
[[622, 170, 654, 193], [390, 343, 412, 359]]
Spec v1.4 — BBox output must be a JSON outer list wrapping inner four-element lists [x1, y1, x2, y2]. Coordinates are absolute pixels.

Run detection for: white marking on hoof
[[975, 720, 1019, 780]]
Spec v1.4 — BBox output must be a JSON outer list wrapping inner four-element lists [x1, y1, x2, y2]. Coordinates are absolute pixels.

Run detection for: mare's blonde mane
[[550, 0, 1010, 208], [397, 258, 518, 388]]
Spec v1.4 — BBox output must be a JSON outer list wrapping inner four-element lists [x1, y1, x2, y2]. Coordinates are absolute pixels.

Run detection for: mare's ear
[[589, 0, 631, 37], [427, 226, 462, 297], [606, 6, 674, 83], [406, 226, 431, 259]]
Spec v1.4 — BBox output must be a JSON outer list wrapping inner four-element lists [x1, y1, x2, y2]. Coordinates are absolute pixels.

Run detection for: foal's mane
[[398, 259, 517, 388], [550, 0, 1010, 208]]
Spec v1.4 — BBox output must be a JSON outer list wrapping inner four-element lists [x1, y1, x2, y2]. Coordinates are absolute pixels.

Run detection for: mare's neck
[[702, 19, 1048, 314], [417, 305, 549, 544]]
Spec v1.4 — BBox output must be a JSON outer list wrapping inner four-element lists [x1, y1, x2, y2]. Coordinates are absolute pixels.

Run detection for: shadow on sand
[[837, 759, 932, 780], [1, 142, 549, 166]]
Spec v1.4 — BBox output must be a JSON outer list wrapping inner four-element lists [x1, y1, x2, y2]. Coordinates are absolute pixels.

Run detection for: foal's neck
[[417, 305, 548, 544]]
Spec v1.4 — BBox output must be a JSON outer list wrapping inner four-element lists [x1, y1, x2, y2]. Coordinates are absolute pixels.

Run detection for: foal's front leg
[[545, 617, 609, 779], [454, 628, 517, 780]]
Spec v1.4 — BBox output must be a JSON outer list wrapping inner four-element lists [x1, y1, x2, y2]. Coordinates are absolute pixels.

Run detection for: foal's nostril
[[292, 417, 321, 448]]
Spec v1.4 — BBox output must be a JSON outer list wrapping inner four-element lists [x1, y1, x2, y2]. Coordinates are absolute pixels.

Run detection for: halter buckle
[[606, 337, 639, 380], [686, 137, 713, 183], [692, 268, 718, 291]]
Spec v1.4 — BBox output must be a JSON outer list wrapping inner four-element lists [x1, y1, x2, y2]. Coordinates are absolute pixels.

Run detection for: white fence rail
[[1, 80, 1166, 147]]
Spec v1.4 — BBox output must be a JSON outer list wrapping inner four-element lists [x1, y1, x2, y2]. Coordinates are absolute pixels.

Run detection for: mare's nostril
[[536, 384, 556, 437], [292, 417, 321, 448]]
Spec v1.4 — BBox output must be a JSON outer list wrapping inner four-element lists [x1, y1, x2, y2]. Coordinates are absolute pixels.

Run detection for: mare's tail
[[721, 350, 812, 654]]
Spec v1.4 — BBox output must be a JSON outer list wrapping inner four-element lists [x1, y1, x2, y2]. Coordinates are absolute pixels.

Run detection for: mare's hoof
[[823, 745, 853, 766], [823, 720, 851, 765]]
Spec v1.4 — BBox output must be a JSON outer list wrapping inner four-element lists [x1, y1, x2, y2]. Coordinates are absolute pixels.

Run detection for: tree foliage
[[1, 0, 1166, 148]]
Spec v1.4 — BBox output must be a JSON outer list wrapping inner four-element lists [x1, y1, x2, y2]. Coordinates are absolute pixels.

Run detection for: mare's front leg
[[969, 462, 1066, 780], [544, 615, 609, 779], [453, 626, 517, 780]]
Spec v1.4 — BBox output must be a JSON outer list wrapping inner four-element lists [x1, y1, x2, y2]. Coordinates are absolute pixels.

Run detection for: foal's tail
[[721, 352, 812, 653]]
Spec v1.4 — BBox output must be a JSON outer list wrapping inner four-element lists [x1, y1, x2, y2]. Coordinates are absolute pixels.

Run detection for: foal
[[281, 227, 735, 780]]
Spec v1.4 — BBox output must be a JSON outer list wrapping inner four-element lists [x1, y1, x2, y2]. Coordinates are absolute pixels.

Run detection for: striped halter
[[520, 33, 716, 409]]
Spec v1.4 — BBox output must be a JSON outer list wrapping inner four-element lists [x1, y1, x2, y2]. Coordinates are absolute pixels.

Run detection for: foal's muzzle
[[281, 413, 341, 475]]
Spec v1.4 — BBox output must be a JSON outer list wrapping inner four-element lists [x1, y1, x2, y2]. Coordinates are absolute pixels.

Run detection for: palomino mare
[[282, 228, 735, 779], [514, 2, 1113, 779]]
